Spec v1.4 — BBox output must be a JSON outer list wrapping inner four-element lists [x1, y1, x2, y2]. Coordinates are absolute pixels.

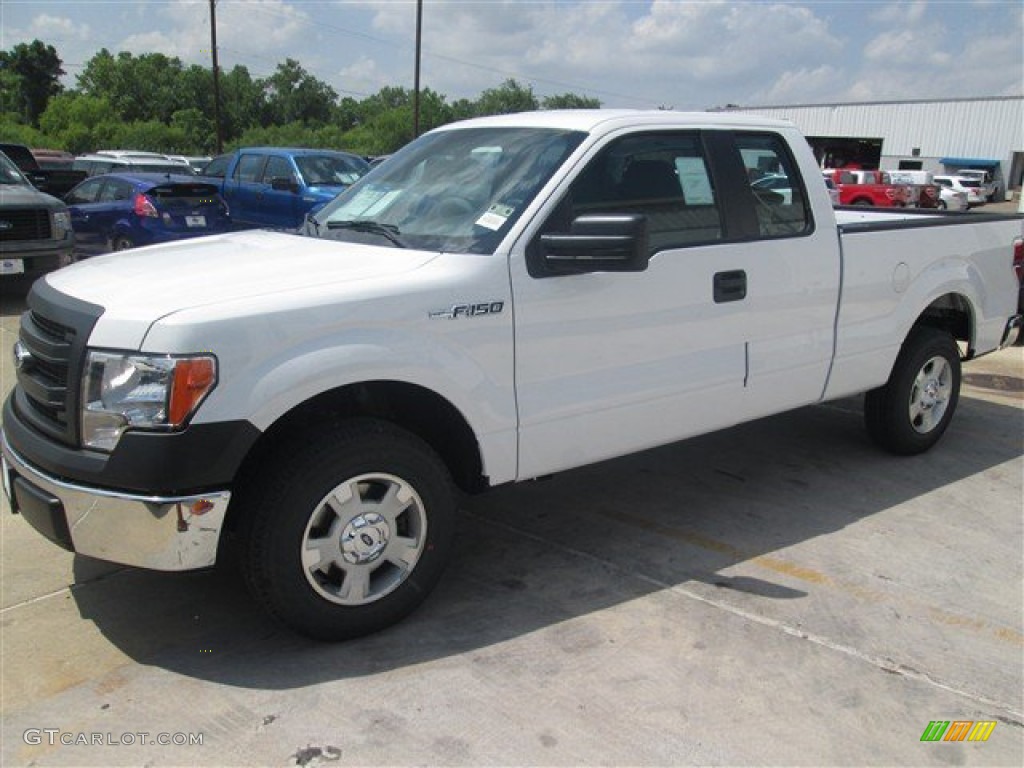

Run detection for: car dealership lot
[[0, 283, 1021, 766]]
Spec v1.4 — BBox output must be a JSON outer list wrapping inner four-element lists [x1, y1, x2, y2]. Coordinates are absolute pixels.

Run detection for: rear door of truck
[[510, 125, 840, 478]]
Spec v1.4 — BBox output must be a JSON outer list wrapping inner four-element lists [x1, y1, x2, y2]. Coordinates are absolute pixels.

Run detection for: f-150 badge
[[429, 301, 505, 320]]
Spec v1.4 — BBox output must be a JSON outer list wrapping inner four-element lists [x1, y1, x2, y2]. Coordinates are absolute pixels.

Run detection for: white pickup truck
[[3, 111, 1022, 640]]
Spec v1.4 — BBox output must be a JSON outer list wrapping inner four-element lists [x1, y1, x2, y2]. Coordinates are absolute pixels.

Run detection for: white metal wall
[[728, 98, 1023, 183]]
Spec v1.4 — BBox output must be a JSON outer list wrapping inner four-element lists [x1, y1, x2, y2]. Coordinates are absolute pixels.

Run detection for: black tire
[[111, 235, 134, 252], [238, 418, 457, 640], [864, 326, 961, 455]]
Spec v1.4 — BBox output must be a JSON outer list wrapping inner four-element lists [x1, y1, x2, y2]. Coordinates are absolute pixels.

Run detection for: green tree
[[475, 79, 538, 116], [39, 92, 120, 153], [542, 93, 601, 110], [219, 65, 266, 141], [111, 121, 189, 153], [0, 40, 65, 126], [260, 59, 337, 126], [0, 117, 46, 147], [171, 108, 216, 153], [77, 49, 191, 123]]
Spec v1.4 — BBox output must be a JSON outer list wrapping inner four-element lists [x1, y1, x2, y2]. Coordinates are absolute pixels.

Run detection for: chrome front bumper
[[1, 430, 230, 571]]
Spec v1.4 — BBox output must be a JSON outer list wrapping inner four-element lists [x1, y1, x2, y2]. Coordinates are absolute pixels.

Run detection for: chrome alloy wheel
[[301, 473, 427, 606], [908, 355, 953, 434]]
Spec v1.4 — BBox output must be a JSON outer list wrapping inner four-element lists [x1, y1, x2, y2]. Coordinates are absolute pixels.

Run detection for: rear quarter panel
[[825, 213, 1022, 400]]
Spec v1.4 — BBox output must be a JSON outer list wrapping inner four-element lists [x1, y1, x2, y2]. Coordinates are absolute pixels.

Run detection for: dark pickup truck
[[0, 150, 75, 280], [0, 143, 86, 198], [198, 147, 369, 229]]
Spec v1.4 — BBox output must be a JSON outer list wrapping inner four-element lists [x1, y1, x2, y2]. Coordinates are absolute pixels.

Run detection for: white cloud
[[29, 14, 92, 42], [869, 0, 929, 25], [337, 56, 390, 97], [754, 65, 847, 106]]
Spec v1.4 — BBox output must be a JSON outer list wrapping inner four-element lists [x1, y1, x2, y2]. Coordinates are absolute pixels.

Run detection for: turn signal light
[[169, 358, 217, 425]]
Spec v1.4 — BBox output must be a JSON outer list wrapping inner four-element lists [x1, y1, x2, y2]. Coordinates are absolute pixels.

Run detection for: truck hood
[[45, 230, 439, 346], [0, 183, 62, 207]]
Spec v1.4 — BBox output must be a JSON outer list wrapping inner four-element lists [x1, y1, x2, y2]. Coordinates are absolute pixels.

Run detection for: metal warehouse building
[[725, 96, 1024, 201]]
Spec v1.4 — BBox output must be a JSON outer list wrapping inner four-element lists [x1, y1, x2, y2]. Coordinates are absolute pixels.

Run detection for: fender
[[825, 221, 1017, 401], [140, 293, 520, 486]]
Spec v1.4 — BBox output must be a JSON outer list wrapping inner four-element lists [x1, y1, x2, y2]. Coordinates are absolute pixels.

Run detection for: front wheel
[[238, 419, 457, 640], [864, 327, 961, 455]]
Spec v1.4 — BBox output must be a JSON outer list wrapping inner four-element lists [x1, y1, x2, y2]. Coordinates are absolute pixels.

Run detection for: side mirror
[[538, 214, 650, 275], [270, 177, 299, 193]]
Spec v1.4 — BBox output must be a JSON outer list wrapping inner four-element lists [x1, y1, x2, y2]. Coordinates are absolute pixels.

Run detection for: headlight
[[52, 209, 72, 239], [81, 351, 217, 452]]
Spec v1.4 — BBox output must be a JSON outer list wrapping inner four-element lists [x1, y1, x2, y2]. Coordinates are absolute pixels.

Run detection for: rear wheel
[[864, 327, 961, 455], [111, 234, 134, 251], [238, 418, 457, 640]]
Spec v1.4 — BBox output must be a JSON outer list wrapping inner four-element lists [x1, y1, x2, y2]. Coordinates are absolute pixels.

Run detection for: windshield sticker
[[344, 187, 401, 218], [476, 203, 514, 231]]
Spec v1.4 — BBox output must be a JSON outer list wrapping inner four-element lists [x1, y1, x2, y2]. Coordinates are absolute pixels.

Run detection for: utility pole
[[413, 0, 422, 138], [210, 0, 223, 153]]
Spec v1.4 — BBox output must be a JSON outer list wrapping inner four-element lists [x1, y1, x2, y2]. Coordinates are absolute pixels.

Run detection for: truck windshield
[[0, 153, 30, 186], [295, 154, 369, 186], [314, 126, 586, 254]]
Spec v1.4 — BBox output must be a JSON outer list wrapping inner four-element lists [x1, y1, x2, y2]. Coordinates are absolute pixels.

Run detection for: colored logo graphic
[[920, 721, 996, 742]]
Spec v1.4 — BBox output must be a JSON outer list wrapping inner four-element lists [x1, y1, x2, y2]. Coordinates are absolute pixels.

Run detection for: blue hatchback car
[[63, 172, 232, 257]]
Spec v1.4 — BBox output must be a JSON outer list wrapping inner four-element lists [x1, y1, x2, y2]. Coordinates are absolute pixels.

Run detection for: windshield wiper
[[326, 219, 406, 248]]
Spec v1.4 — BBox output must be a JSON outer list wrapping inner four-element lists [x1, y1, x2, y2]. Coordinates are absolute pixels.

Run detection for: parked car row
[[823, 167, 990, 211], [72, 150, 201, 177], [2, 143, 373, 268]]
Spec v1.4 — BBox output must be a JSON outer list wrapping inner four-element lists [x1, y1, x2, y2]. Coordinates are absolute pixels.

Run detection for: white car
[[937, 186, 968, 211], [934, 175, 985, 207], [955, 169, 999, 202]]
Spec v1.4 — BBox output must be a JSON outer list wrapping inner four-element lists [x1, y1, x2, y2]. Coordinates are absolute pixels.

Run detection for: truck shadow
[[68, 387, 1023, 690]]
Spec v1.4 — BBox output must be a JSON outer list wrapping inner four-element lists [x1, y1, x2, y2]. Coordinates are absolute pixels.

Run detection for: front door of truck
[[510, 129, 838, 479]]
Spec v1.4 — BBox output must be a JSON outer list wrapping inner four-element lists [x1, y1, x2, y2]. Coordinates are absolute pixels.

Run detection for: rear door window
[[65, 178, 104, 204], [98, 178, 135, 202], [736, 133, 811, 238]]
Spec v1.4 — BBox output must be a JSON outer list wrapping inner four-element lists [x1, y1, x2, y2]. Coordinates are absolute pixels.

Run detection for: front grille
[[17, 311, 75, 441], [0, 209, 51, 242], [13, 283, 104, 448]]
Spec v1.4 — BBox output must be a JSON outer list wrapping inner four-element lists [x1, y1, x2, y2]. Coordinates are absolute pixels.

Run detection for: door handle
[[713, 270, 747, 303]]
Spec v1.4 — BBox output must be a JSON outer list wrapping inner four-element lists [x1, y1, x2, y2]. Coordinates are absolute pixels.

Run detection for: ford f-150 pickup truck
[[3, 111, 1022, 640], [197, 147, 369, 229], [824, 168, 911, 207], [0, 150, 75, 280]]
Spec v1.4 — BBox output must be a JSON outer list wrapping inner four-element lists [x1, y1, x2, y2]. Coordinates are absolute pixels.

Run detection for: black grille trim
[[14, 282, 104, 447], [0, 209, 52, 241]]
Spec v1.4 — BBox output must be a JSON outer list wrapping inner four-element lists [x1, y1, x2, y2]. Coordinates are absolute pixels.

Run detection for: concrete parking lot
[[0, 275, 1021, 766]]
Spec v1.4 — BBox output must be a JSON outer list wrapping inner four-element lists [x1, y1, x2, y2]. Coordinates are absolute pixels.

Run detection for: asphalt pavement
[[0, 273, 1021, 766]]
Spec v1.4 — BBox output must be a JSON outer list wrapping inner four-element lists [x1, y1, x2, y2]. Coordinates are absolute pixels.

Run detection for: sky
[[2, 0, 1022, 110]]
